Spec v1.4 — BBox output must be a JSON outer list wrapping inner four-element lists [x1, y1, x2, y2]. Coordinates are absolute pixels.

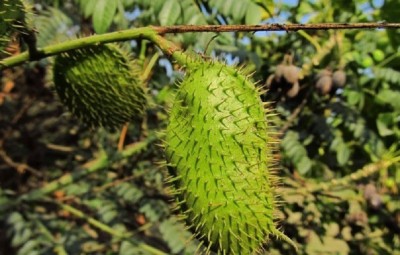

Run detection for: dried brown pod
[[316, 75, 333, 95], [283, 64, 300, 84], [364, 183, 382, 209], [316, 69, 332, 80], [274, 64, 286, 82], [286, 81, 300, 98], [332, 70, 346, 87]]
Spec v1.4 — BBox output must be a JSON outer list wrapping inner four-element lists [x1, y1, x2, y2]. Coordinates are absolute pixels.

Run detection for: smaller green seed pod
[[0, 0, 27, 52], [53, 44, 147, 130]]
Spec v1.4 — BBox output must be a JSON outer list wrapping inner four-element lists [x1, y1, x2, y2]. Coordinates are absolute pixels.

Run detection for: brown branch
[[279, 95, 308, 135], [118, 123, 129, 151], [0, 147, 42, 176], [153, 22, 400, 34], [1, 23, 400, 70]]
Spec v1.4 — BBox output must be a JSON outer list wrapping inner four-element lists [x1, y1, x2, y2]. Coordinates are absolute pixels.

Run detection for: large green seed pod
[[53, 44, 147, 130], [165, 57, 296, 254]]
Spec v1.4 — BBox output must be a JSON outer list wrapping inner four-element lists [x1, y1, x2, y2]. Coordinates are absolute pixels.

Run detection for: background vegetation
[[0, 0, 399, 254]]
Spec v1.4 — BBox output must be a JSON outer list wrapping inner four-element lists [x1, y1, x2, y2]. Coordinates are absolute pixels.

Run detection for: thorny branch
[[1, 22, 400, 70], [153, 22, 400, 34]]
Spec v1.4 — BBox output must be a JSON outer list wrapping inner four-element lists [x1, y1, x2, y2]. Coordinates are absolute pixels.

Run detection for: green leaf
[[336, 141, 350, 166], [306, 231, 350, 254], [376, 89, 400, 110], [98, 203, 118, 223], [140, 201, 169, 222], [84, 0, 97, 18], [345, 90, 361, 106], [18, 240, 38, 255], [297, 156, 312, 175], [12, 228, 31, 246], [231, 1, 248, 21], [92, 0, 117, 34], [158, 0, 181, 25], [376, 113, 395, 136], [245, 3, 262, 24], [115, 183, 144, 203], [119, 241, 153, 255], [159, 218, 194, 254], [34, 8, 74, 47]]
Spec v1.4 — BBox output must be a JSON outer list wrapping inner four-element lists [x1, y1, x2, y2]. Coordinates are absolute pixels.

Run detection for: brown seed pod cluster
[[266, 53, 301, 98], [315, 68, 346, 95]]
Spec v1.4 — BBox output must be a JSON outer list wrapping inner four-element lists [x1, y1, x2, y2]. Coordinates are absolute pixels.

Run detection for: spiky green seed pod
[[0, 0, 26, 52], [165, 57, 296, 254], [53, 44, 147, 130]]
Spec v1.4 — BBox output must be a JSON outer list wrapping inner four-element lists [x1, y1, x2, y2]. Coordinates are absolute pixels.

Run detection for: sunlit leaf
[[376, 113, 395, 136], [245, 3, 262, 24], [158, 0, 181, 25], [92, 0, 117, 34]]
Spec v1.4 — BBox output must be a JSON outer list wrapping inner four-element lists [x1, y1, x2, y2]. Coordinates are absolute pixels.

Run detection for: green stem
[[0, 27, 198, 70], [298, 30, 321, 52], [1, 27, 159, 70], [58, 202, 130, 238], [141, 52, 160, 81], [142, 33, 193, 67], [304, 157, 398, 193], [376, 51, 400, 68], [55, 201, 167, 255]]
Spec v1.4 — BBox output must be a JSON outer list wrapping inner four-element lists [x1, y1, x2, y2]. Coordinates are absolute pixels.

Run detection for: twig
[[279, 95, 308, 134], [93, 174, 141, 193], [303, 157, 400, 193], [0, 147, 42, 176], [118, 123, 129, 151], [152, 23, 400, 34], [46, 143, 74, 153], [1, 23, 399, 70]]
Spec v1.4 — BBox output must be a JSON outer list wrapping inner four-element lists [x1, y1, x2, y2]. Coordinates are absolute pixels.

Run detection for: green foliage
[[282, 131, 313, 175], [159, 217, 198, 254], [207, 0, 273, 24], [0, 1, 400, 255], [73, 0, 117, 34], [33, 7, 74, 47]]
